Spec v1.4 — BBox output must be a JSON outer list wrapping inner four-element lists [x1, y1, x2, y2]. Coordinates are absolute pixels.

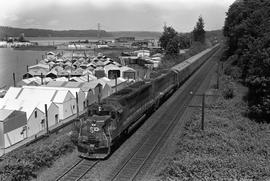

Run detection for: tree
[[165, 36, 180, 54], [159, 26, 180, 55], [223, 0, 270, 121], [178, 34, 191, 49], [159, 26, 178, 50], [18, 33, 26, 42], [193, 16, 205, 43]]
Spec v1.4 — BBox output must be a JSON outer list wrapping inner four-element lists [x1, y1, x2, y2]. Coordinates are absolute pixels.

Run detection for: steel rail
[[55, 159, 99, 181]]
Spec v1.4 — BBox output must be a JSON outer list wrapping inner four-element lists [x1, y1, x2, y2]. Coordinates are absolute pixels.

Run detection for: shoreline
[[13, 45, 57, 51]]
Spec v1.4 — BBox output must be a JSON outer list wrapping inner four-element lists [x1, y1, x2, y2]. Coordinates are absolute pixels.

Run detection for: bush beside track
[[0, 134, 75, 181], [159, 75, 270, 180]]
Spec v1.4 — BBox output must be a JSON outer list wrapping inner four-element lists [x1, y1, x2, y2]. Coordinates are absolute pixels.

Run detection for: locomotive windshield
[[90, 105, 111, 116]]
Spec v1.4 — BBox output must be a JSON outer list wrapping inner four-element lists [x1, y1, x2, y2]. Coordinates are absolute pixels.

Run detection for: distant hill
[[0, 26, 222, 40], [0, 26, 113, 38], [109, 31, 162, 39]]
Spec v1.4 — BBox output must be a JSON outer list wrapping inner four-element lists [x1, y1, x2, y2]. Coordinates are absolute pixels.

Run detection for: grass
[[33, 150, 79, 181], [0, 132, 75, 181], [159, 76, 270, 180]]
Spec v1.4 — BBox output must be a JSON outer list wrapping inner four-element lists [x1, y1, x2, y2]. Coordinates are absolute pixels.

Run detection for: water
[[26, 36, 157, 46], [27, 37, 114, 46], [0, 48, 45, 88]]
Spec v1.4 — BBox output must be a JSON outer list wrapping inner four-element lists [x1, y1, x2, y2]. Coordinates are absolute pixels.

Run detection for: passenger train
[[70, 44, 220, 159]]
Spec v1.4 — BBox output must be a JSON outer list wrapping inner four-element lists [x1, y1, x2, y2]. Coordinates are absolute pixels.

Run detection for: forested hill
[[0, 26, 222, 40], [0, 26, 113, 38], [0, 26, 162, 38]]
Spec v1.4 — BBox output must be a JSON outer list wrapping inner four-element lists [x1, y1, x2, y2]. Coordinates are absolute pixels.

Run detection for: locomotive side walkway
[[80, 46, 223, 181]]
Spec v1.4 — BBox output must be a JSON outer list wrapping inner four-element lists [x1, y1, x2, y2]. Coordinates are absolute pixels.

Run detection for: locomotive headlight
[[94, 127, 100, 132]]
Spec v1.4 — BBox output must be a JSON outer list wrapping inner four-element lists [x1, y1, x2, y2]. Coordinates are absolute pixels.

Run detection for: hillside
[[0, 26, 222, 41], [0, 26, 113, 38], [159, 71, 270, 180]]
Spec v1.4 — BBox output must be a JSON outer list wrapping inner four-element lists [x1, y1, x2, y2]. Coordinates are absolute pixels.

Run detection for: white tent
[[0, 109, 27, 154], [3, 86, 76, 121]]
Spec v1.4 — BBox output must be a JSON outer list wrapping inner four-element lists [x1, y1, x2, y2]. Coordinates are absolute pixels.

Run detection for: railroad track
[[55, 159, 99, 181], [107, 48, 222, 181]]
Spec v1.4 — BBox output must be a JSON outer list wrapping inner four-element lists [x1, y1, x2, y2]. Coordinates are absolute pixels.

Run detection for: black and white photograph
[[0, 0, 269, 180]]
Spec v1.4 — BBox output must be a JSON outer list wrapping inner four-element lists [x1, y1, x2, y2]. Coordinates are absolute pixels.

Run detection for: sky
[[0, 0, 235, 32]]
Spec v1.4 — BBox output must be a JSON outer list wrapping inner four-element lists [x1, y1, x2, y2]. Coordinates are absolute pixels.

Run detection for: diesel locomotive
[[70, 44, 220, 159]]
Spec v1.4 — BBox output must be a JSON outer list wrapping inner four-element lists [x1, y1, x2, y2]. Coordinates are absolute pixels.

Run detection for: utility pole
[[216, 60, 220, 89], [45, 104, 49, 135], [41, 73, 44, 85], [187, 92, 219, 131], [201, 93, 205, 130], [97, 23, 101, 40], [115, 73, 118, 93], [97, 83, 102, 104], [76, 92, 79, 118], [13, 73, 16, 87]]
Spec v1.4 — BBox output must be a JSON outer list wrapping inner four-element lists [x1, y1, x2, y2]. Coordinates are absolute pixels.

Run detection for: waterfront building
[[3, 87, 76, 120], [119, 66, 137, 80], [17, 77, 52, 86], [46, 69, 58, 79], [0, 109, 27, 155], [23, 64, 50, 79], [104, 64, 121, 79], [45, 80, 109, 106], [134, 50, 151, 57], [99, 77, 128, 94], [94, 67, 106, 78], [0, 99, 59, 137]]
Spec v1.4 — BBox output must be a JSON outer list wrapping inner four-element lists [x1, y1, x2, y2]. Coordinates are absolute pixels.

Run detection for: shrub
[[0, 135, 75, 180], [222, 82, 235, 99]]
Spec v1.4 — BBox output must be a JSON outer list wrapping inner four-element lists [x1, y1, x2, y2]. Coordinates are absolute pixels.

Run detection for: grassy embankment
[[159, 73, 270, 180], [0, 132, 75, 181]]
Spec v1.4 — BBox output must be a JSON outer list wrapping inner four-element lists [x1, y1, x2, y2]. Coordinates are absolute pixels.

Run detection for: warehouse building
[[45, 80, 110, 106], [0, 98, 59, 137], [104, 64, 121, 79], [99, 77, 128, 94], [40, 85, 86, 112], [0, 109, 27, 156], [3, 87, 76, 120], [119, 66, 136, 80]]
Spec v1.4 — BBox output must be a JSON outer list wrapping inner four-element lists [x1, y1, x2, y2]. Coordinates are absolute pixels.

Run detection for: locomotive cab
[[75, 105, 115, 159]]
